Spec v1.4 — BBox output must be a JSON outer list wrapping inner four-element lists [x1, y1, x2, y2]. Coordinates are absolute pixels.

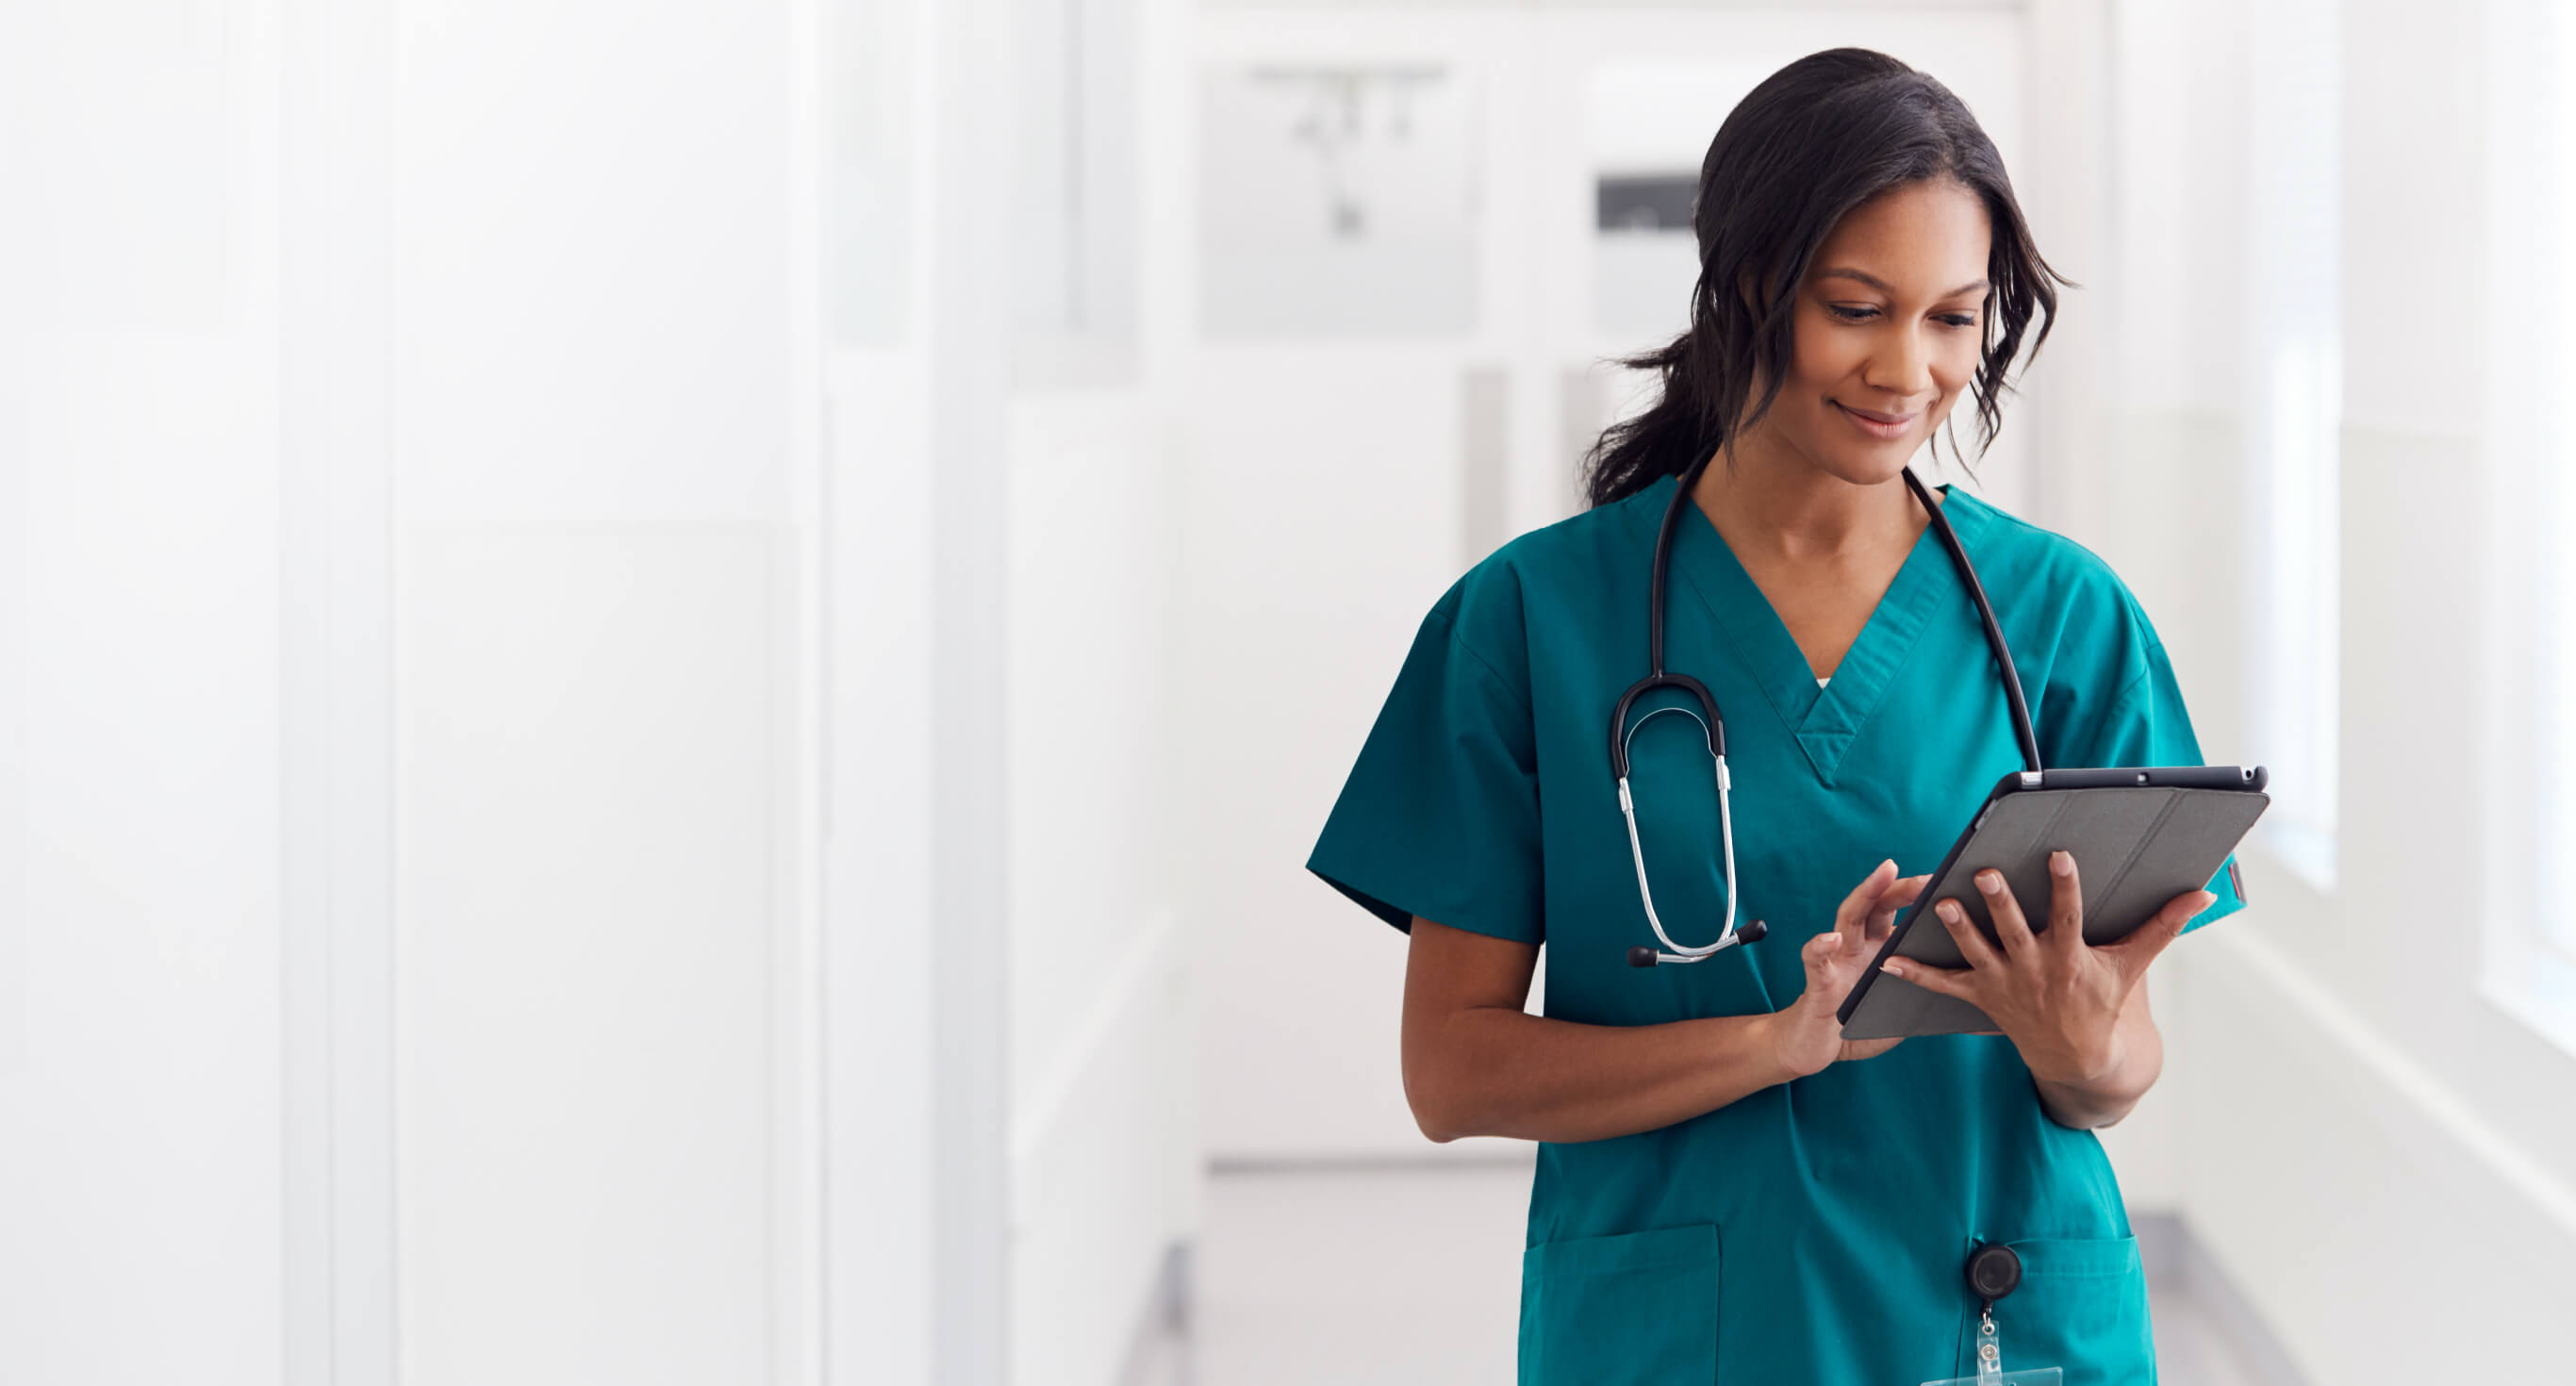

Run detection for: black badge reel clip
[[1916, 1243, 2066, 1386]]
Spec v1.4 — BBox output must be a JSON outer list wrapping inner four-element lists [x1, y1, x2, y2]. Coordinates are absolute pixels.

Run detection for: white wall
[[828, 2, 943, 1375], [859, 0, 1200, 1381], [387, 6, 813, 1378], [1004, 394, 1193, 1386], [2, 5, 292, 1379]]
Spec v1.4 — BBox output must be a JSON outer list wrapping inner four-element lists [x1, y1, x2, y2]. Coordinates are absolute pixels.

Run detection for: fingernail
[[2050, 850, 2072, 877], [1938, 900, 1962, 922], [1976, 871, 2003, 894], [2193, 890, 2217, 910]]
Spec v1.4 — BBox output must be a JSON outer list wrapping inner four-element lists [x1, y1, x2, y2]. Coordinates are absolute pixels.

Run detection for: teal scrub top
[[1306, 475, 2245, 1386]]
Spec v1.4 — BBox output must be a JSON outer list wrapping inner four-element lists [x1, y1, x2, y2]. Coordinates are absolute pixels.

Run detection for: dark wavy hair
[[1580, 48, 2073, 508]]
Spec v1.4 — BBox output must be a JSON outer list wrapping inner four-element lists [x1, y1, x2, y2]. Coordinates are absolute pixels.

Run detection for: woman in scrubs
[[1306, 48, 2244, 1386]]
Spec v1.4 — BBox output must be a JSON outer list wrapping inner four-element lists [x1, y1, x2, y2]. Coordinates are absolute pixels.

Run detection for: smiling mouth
[[1834, 402, 1916, 425]]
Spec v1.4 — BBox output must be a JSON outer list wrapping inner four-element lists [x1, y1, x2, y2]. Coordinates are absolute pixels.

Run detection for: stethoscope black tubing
[[1614, 451, 2042, 780], [1895, 465, 2041, 774]]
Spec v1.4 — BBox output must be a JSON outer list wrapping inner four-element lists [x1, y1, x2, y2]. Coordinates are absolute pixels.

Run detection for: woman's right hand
[[1764, 859, 1930, 1079]]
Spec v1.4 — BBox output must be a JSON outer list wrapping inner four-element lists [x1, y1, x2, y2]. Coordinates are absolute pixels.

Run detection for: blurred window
[[2242, 0, 2342, 891], [2479, 0, 2576, 1051], [2535, 4, 2576, 965]]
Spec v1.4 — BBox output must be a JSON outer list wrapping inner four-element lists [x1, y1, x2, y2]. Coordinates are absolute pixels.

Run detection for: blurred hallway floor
[[1129, 1163, 2287, 1385]]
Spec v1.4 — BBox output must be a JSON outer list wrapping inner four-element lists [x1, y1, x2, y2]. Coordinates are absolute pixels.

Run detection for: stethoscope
[[1612, 453, 2043, 967]]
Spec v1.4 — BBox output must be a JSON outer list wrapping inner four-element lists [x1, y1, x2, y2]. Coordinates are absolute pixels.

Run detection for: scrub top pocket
[[1955, 1235, 2154, 1386], [1519, 1223, 1721, 1385]]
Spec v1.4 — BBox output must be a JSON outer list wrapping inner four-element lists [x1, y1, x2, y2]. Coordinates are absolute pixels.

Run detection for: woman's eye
[[1825, 304, 1980, 329]]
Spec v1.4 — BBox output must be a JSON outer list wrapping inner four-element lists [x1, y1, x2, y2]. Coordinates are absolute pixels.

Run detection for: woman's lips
[[1834, 402, 1915, 439]]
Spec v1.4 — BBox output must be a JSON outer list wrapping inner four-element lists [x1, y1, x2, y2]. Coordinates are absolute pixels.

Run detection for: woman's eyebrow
[[1817, 267, 1990, 298]]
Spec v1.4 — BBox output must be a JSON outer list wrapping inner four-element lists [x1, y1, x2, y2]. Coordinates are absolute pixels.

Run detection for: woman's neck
[[1688, 434, 1933, 564]]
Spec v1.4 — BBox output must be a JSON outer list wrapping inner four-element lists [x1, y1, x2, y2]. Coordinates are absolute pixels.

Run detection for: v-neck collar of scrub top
[[1629, 471, 1997, 787]]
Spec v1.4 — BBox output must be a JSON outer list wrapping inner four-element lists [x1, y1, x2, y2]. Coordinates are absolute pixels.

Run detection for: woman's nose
[[1865, 325, 1937, 398]]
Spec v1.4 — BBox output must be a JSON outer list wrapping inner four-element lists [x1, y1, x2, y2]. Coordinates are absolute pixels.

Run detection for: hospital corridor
[[4, 0, 2574, 1383]]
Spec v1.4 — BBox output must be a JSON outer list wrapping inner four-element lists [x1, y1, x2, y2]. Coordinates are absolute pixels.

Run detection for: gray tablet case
[[1837, 767, 2270, 1041]]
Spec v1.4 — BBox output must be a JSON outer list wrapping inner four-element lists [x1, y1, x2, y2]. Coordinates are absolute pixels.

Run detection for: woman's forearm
[[2029, 995, 2164, 1129], [1406, 1003, 1798, 1145]]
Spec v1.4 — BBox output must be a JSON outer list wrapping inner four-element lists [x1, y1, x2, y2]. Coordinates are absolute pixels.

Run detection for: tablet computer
[[1836, 765, 2270, 1041]]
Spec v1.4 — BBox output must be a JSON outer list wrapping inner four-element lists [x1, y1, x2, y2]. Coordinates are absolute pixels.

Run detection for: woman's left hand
[[1881, 850, 2214, 1089]]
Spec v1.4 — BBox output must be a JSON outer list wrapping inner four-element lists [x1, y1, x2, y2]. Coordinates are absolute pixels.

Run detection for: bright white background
[[3, 2, 2572, 1384]]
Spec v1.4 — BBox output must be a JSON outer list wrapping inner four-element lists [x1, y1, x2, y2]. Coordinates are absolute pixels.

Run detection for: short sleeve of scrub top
[[1303, 477, 2245, 1386], [1306, 574, 1546, 945], [2026, 556, 2250, 931]]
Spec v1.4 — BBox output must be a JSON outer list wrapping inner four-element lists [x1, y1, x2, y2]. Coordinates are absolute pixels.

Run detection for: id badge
[[1918, 1304, 2063, 1386]]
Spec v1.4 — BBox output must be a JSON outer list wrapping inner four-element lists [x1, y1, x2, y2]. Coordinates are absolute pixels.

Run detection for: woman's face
[[1744, 179, 1993, 487]]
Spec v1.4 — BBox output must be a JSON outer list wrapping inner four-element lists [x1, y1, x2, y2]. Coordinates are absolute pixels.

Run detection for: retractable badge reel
[[1918, 1244, 2063, 1386]]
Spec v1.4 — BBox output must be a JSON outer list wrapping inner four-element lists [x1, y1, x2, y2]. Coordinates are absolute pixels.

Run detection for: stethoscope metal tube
[[1615, 704, 1769, 966], [1613, 452, 2039, 967]]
